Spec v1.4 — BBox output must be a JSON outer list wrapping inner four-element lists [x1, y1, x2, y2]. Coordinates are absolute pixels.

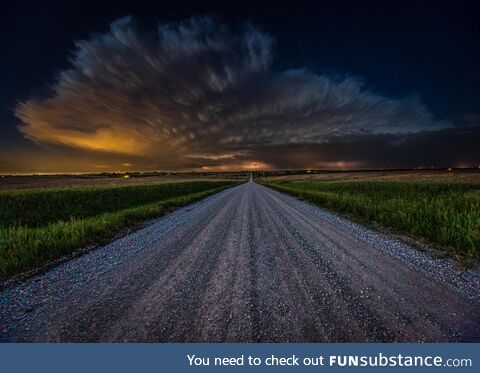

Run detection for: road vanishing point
[[1, 180, 479, 342]]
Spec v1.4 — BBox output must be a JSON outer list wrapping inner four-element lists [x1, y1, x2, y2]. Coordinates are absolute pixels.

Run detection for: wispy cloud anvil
[[13, 16, 477, 172]]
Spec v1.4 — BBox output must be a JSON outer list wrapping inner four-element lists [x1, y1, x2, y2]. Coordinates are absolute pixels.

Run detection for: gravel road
[[1, 180, 479, 342]]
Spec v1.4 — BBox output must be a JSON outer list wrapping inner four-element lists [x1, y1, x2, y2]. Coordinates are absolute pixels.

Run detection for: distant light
[[123, 174, 130, 179], [448, 168, 452, 171]]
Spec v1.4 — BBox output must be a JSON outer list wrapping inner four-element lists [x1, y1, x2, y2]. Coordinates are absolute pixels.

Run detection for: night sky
[[1, 0, 479, 173]]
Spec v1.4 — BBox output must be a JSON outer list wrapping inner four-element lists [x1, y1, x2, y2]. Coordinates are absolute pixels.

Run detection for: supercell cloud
[[15, 16, 474, 171]]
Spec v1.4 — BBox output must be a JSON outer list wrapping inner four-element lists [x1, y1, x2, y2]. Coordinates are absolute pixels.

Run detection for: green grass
[[0, 181, 236, 227], [260, 180, 480, 263], [0, 180, 238, 279]]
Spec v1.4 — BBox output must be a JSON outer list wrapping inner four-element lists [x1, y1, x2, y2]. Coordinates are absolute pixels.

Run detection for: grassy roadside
[[259, 179, 480, 264], [0, 181, 239, 279], [0, 181, 239, 227]]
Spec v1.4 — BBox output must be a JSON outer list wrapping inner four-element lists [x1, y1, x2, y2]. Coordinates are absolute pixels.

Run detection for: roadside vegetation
[[0, 180, 239, 279], [259, 179, 480, 264]]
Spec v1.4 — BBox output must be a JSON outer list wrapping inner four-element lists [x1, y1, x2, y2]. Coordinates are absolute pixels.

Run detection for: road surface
[[1, 180, 479, 342]]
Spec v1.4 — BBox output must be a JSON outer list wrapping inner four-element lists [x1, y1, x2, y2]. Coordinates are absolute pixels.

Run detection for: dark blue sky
[[1, 0, 479, 172]]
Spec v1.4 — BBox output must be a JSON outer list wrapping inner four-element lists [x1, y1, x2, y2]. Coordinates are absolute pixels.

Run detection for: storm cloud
[[15, 16, 469, 171]]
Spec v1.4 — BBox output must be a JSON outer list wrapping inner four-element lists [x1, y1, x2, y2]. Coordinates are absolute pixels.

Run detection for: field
[[259, 169, 480, 183], [0, 179, 240, 280], [0, 171, 248, 190], [259, 169, 480, 263]]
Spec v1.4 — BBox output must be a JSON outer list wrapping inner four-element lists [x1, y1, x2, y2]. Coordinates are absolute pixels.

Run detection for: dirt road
[[1, 180, 479, 342]]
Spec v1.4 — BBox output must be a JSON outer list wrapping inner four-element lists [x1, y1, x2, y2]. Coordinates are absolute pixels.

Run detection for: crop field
[[0, 180, 240, 279], [0, 171, 248, 190], [260, 172, 480, 263], [259, 169, 480, 183]]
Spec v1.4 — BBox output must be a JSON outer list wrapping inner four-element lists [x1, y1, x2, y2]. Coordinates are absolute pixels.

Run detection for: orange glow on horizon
[[201, 161, 270, 172]]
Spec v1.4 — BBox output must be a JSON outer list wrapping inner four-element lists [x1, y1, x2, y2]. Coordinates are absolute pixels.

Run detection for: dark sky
[[1, 0, 479, 172]]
